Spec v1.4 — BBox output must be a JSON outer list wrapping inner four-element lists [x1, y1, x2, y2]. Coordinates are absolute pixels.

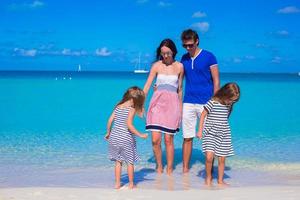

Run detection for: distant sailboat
[[134, 53, 149, 73], [78, 64, 81, 72]]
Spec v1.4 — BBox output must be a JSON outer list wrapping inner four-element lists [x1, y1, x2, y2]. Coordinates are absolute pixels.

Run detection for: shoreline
[[1, 164, 299, 189], [1, 186, 299, 200]]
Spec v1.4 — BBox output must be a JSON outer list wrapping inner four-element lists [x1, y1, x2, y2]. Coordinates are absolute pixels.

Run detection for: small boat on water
[[134, 69, 149, 73], [134, 53, 149, 74]]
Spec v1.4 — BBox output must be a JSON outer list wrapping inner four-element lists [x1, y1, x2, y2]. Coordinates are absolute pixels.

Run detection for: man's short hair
[[181, 29, 199, 45]]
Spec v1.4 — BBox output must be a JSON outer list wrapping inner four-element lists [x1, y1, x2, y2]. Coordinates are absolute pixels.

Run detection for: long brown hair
[[156, 38, 177, 61], [117, 86, 145, 114], [212, 83, 240, 105]]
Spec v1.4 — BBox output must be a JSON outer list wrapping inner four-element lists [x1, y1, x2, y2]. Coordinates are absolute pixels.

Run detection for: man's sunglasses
[[182, 43, 195, 49]]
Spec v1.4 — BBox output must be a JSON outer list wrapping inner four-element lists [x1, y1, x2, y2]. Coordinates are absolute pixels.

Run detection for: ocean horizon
[[0, 70, 299, 74]]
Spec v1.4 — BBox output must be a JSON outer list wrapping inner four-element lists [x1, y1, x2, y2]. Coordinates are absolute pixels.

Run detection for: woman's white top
[[156, 74, 178, 88]]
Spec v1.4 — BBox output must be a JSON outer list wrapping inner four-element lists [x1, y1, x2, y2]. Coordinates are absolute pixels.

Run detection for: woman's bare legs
[[152, 131, 163, 173], [115, 161, 122, 189], [164, 134, 174, 175]]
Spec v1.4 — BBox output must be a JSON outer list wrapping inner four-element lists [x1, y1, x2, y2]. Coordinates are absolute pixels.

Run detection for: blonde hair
[[117, 86, 145, 114], [212, 82, 240, 105]]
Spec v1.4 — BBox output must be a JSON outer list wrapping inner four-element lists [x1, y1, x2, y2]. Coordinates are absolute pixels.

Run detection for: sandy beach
[[1, 186, 300, 200], [1, 160, 300, 200]]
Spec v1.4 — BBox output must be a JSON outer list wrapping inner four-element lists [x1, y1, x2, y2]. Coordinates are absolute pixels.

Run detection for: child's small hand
[[104, 133, 110, 140], [140, 133, 148, 139], [153, 84, 157, 91], [196, 131, 203, 139]]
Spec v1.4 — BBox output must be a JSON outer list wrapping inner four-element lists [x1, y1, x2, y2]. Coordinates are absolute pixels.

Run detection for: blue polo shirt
[[181, 49, 217, 104]]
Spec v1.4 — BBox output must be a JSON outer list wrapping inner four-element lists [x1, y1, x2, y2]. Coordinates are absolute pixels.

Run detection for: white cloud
[[62, 49, 71, 55], [256, 43, 268, 48], [30, 1, 44, 8], [233, 58, 242, 63], [277, 6, 300, 14], [245, 55, 255, 60], [38, 44, 55, 50], [271, 56, 281, 63], [39, 50, 60, 56], [276, 30, 289, 36], [62, 48, 87, 56], [191, 22, 210, 33], [8, 1, 45, 10], [137, 0, 148, 4], [13, 46, 90, 57], [158, 1, 172, 7], [14, 48, 37, 57], [95, 47, 112, 57], [192, 11, 207, 18]]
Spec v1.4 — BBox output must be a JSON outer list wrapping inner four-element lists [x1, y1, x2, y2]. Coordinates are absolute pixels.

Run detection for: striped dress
[[108, 106, 139, 164], [202, 100, 234, 157]]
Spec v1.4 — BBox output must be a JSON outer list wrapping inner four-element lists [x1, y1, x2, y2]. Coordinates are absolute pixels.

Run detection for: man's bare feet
[[128, 183, 137, 189], [166, 168, 173, 175], [156, 165, 163, 173]]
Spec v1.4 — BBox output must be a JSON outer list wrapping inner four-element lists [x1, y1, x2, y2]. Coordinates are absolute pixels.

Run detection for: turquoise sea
[[0, 71, 299, 189]]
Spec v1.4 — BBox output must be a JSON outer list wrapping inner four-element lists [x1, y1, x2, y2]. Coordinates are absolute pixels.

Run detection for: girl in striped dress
[[105, 86, 148, 189], [197, 83, 240, 186]]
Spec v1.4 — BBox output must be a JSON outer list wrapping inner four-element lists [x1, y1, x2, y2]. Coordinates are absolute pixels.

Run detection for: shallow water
[[0, 71, 299, 188]]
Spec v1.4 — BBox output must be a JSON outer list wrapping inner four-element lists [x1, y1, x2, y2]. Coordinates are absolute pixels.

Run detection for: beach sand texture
[[1, 186, 300, 200]]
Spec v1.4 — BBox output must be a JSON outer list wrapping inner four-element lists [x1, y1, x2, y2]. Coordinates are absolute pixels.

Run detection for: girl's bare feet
[[115, 182, 121, 189], [218, 181, 230, 187]]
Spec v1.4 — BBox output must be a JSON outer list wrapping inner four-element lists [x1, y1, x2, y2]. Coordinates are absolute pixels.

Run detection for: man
[[181, 29, 220, 173]]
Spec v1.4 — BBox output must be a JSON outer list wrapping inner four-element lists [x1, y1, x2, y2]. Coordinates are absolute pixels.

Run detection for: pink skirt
[[146, 89, 181, 134]]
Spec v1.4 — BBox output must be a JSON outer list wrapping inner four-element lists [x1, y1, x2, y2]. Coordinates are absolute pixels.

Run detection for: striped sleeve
[[204, 100, 214, 113]]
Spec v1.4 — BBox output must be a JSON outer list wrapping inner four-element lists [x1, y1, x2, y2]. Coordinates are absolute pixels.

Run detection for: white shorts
[[182, 103, 204, 138]]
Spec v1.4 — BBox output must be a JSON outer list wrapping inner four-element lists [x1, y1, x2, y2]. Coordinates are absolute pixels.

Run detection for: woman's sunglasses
[[160, 52, 173, 57]]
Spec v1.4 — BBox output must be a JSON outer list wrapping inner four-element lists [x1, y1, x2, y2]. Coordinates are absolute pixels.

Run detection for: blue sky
[[0, 0, 300, 72]]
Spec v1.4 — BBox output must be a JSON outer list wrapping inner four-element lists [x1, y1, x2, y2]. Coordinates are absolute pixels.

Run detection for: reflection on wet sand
[[182, 173, 191, 190], [153, 174, 176, 190]]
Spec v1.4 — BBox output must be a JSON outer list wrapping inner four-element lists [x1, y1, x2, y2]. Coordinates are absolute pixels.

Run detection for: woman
[[143, 39, 184, 174]]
